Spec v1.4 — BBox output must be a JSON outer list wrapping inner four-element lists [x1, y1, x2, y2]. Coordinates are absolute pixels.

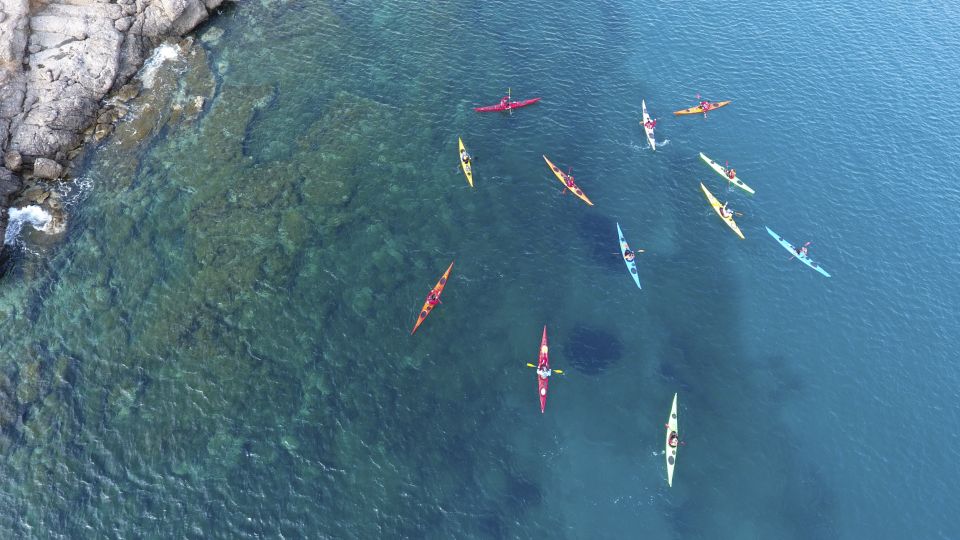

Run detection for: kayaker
[[668, 431, 679, 448], [426, 291, 441, 306], [727, 168, 736, 180], [795, 245, 809, 256], [500, 95, 509, 108], [624, 248, 636, 262], [565, 175, 575, 189], [536, 365, 551, 378], [699, 100, 711, 111], [460, 150, 471, 164], [644, 119, 657, 129]]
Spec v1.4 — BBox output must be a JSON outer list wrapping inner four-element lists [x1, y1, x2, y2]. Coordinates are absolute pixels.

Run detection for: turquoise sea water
[[2, 0, 959, 537]]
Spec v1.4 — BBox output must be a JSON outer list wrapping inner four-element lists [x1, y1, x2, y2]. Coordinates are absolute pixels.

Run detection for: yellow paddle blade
[[554, 369, 563, 374], [526, 363, 537, 368]]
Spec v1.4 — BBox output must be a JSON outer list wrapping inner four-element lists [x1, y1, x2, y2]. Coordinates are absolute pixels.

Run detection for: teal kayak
[[616, 222, 641, 288], [765, 226, 831, 277]]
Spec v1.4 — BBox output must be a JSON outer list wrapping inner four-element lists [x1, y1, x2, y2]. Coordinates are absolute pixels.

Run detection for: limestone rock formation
[[0, 0, 225, 250]]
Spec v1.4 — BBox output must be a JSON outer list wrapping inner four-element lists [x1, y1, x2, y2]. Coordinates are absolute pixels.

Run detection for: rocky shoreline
[[0, 0, 225, 250]]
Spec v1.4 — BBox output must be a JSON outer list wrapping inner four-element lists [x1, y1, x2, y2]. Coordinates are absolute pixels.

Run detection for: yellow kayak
[[674, 100, 731, 116], [700, 182, 745, 239], [543, 155, 594, 206], [458, 137, 473, 187]]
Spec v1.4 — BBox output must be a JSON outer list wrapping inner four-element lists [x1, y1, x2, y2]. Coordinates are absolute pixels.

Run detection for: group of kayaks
[[412, 90, 833, 487]]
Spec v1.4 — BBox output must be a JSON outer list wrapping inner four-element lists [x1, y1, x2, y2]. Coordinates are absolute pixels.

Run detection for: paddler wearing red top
[[644, 119, 657, 129], [426, 291, 441, 306], [727, 168, 736, 179], [700, 100, 711, 111], [500, 95, 509, 108]]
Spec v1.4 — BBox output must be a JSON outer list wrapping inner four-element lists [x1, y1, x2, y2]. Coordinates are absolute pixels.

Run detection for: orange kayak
[[411, 261, 454, 335], [543, 155, 594, 206], [673, 100, 732, 116]]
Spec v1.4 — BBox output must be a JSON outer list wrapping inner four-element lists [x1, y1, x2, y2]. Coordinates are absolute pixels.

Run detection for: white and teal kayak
[[765, 226, 831, 277], [616, 222, 641, 289], [641, 100, 656, 151], [665, 393, 679, 487], [700, 152, 755, 195]]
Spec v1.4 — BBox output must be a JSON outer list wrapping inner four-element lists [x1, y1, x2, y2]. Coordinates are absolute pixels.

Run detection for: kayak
[[674, 100, 731, 116], [543, 155, 594, 206], [700, 152, 755, 195], [641, 99, 656, 151], [765, 226, 831, 277], [410, 261, 454, 334], [474, 97, 541, 112], [665, 393, 679, 487], [616, 222, 642, 289], [536, 326, 550, 413], [700, 182, 745, 239], [458, 137, 473, 188]]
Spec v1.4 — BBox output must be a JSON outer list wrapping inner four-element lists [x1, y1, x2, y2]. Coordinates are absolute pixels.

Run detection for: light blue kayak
[[765, 226, 831, 277], [616, 222, 642, 288]]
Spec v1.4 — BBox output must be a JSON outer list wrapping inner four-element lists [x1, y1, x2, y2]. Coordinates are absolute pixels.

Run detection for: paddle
[[612, 250, 645, 255], [526, 363, 563, 374]]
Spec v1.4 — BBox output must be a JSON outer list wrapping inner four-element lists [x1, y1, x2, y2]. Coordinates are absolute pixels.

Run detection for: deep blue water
[[1, 0, 959, 537]]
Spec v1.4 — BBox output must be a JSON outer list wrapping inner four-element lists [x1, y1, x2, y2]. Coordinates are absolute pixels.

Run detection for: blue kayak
[[616, 222, 642, 288], [765, 226, 831, 277]]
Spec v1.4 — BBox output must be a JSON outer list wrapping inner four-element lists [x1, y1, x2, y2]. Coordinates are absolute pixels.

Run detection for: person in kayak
[[719, 202, 733, 219], [565, 174, 575, 189], [623, 247, 636, 262], [699, 100, 711, 111], [536, 364, 551, 378], [644, 119, 657, 129], [668, 431, 679, 448], [500, 95, 510, 108], [726, 168, 736, 180], [460, 150, 471, 165], [426, 291, 441, 306], [795, 245, 809, 257]]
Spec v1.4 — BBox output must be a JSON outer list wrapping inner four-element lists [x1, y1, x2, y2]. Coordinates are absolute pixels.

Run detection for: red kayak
[[536, 326, 550, 413], [474, 97, 541, 112], [410, 261, 454, 335]]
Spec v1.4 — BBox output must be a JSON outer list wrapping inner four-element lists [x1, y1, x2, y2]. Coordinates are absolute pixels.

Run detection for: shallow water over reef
[[0, 0, 959, 537]]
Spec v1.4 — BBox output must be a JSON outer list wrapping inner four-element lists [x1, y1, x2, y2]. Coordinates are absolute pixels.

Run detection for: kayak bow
[[410, 261, 455, 334], [616, 222, 642, 289], [700, 182, 745, 239], [536, 326, 550, 413], [641, 99, 656, 151], [700, 152, 755, 195], [765, 226, 831, 277], [665, 393, 679, 487], [674, 100, 731, 116], [543, 155, 594, 206], [474, 97, 541, 112], [458, 137, 473, 187]]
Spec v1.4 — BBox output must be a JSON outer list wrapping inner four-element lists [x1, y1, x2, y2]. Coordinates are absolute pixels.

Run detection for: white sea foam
[[139, 43, 181, 89], [4, 205, 53, 245]]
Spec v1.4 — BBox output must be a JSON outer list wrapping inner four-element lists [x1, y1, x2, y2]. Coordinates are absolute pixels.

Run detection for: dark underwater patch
[[566, 325, 622, 375]]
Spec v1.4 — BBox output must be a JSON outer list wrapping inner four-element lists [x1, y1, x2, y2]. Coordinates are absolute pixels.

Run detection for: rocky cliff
[[0, 0, 224, 249]]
